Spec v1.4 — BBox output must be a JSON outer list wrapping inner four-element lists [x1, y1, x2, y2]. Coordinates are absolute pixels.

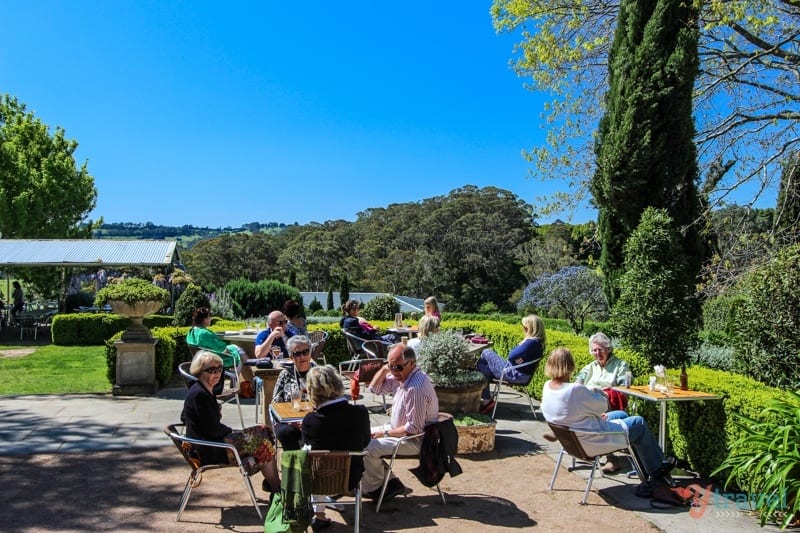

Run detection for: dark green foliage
[[612, 208, 698, 367], [361, 295, 400, 321], [171, 283, 210, 326], [182, 233, 281, 288], [308, 297, 323, 313], [224, 278, 300, 318], [733, 243, 800, 389], [339, 275, 349, 306], [65, 290, 95, 312], [702, 292, 746, 346], [288, 270, 297, 288], [774, 150, 800, 246], [591, 0, 705, 307], [326, 289, 334, 311], [52, 313, 130, 345]]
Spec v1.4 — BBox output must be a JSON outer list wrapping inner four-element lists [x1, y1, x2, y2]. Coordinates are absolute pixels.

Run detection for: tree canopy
[[491, 0, 800, 216]]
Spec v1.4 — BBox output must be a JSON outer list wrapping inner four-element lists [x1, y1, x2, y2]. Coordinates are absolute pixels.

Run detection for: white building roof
[[0, 239, 179, 267]]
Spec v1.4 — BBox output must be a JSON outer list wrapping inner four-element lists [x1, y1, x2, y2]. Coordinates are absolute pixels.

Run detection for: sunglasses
[[388, 361, 410, 372], [203, 366, 223, 374], [291, 348, 311, 358]]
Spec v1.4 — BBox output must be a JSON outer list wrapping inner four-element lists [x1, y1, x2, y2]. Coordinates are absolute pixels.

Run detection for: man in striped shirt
[[362, 344, 439, 501]]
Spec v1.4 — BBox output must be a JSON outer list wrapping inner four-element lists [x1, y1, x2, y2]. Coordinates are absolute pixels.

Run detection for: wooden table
[[613, 385, 721, 450], [270, 401, 314, 423], [388, 326, 419, 339], [466, 341, 492, 358]]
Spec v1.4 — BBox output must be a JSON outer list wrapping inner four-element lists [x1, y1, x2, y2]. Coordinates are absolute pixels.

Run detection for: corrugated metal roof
[[0, 239, 178, 266], [300, 292, 427, 313]]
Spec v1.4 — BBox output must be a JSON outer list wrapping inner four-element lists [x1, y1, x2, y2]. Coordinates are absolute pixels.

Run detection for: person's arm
[[368, 363, 393, 394], [254, 328, 285, 358], [397, 383, 433, 436], [610, 357, 631, 386], [572, 384, 609, 416], [195, 328, 229, 353], [185, 386, 232, 441], [271, 370, 292, 403], [574, 362, 591, 384]]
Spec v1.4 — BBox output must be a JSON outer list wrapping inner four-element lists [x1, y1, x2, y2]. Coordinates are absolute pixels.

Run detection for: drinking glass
[[271, 345, 282, 359], [291, 389, 301, 410]]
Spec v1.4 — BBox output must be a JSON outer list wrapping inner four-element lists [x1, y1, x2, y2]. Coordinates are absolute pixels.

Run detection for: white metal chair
[[490, 358, 541, 419], [178, 361, 245, 428], [375, 413, 452, 512], [164, 423, 263, 521], [547, 422, 645, 504], [308, 450, 368, 533], [307, 330, 329, 365], [342, 329, 392, 359], [338, 355, 388, 412]]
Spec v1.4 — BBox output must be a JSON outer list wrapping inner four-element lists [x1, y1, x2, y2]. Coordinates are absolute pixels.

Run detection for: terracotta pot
[[434, 381, 485, 415]]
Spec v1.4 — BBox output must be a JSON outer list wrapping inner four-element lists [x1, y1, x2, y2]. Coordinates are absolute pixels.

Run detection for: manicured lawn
[[0, 345, 110, 395]]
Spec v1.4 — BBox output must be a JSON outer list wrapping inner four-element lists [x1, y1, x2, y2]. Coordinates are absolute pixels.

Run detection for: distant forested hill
[[93, 221, 289, 247]]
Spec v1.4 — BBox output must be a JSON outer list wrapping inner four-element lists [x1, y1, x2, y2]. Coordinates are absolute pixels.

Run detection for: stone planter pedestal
[[113, 339, 159, 395], [108, 300, 162, 395]]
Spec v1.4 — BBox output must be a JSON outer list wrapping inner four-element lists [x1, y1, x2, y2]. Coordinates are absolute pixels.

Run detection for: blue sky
[[2, 1, 583, 227]]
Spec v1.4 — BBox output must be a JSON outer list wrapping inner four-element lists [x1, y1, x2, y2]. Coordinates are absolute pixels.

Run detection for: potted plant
[[416, 329, 487, 415], [452, 412, 497, 454], [95, 278, 170, 341]]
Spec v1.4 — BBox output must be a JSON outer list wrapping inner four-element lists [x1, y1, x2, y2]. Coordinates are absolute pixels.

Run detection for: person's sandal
[[542, 431, 557, 442]]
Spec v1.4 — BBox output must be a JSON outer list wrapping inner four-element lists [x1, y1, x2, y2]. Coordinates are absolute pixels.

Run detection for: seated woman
[[574, 331, 632, 473], [271, 335, 317, 450], [302, 365, 371, 530], [340, 299, 398, 344], [181, 350, 280, 494], [406, 315, 440, 353], [283, 299, 307, 337], [186, 307, 254, 395], [477, 314, 545, 414], [423, 296, 441, 319], [540, 347, 673, 484]]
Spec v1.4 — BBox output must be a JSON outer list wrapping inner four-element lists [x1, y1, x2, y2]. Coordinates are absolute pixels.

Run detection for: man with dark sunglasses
[[254, 310, 294, 359], [360, 344, 439, 501]]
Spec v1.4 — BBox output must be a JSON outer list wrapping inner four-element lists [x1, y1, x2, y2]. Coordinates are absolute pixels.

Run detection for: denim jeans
[[616, 415, 663, 476]]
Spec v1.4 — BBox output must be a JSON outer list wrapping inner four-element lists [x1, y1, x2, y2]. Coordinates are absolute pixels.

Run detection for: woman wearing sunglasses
[[181, 350, 280, 494], [271, 335, 317, 450]]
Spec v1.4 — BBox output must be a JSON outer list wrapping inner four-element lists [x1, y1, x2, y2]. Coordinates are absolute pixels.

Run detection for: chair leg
[[176, 473, 198, 521], [253, 377, 263, 424], [375, 461, 394, 513], [435, 483, 446, 505], [239, 470, 263, 519], [581, 458, 601, 505], [234, 391, 245, 429], [354, 481, 362, 533], [490, 380, 501, 419], [549, 447, 566, 490]]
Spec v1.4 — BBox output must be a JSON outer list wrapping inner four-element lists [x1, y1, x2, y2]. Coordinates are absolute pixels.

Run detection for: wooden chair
[[163, 423, 263, 521], [375, 413, 452, 512], [489, 358, 541, 419], [308, 450, 367, 533], [178, 361, 245, 428], [547, 422, 645, 504]]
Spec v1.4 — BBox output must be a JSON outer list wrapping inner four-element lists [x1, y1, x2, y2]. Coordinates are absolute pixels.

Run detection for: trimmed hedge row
[[53, 314, 176, 345]]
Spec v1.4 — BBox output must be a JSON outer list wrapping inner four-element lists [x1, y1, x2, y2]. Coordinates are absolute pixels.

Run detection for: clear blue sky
[[3, 2, 591, 227]]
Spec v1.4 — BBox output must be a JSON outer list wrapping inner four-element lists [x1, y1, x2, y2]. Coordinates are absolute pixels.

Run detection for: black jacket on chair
[[410, 417, 463, 487]]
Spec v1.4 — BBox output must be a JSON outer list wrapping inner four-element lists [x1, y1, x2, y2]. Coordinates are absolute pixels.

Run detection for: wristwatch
[[383, 429, 389, 438]]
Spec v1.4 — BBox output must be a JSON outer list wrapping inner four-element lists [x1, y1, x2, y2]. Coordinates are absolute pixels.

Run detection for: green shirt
[[574, 354, 630, 388], [186, 326, 240, 367]]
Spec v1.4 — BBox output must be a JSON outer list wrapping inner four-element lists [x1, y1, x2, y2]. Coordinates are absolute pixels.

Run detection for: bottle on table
[[679, 365, 688, 390]]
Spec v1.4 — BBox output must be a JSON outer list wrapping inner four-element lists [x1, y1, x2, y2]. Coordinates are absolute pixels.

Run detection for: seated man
[[541, 347, 673, 485], [361, 344, 439, 501], [254, 310, 294, 359]]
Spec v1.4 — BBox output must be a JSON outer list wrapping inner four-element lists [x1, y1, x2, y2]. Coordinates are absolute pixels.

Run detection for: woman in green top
[[186, 307, 254, 391]]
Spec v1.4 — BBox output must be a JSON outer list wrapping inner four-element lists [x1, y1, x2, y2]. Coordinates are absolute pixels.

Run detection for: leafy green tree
[[491, 1, 800, 216], [612, 208, 698, 367], [362, 295, 400, 321], [172, 283, 211, 326], [224, 278, 299, 318], [339, 274, 349, 306], [326, 289, 334, 311], [774, 151, 800, 246], [183, 233, 279, 288], [592, 0, 705, 306], [308, 297, 323, 313], [277, 222, 353, 292], [733, 243, 800, 389], [0, 94, 98, 239]]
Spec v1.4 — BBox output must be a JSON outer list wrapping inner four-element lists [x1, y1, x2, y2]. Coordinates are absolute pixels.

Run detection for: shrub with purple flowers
[[517, 266, 607, 334]]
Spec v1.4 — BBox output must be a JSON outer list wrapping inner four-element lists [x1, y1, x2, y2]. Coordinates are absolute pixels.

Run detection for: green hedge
[[103, 327, 176, 387], [53, 314, 178, 345]]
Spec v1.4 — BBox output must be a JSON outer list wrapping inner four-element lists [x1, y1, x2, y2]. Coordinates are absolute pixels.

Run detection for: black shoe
[[649, 458, 676, 482], [366, 478, 408, 502], [311, 517, 332, 531]]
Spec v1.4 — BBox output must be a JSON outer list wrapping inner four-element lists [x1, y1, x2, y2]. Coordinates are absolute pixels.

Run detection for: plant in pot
[[416, 329, 487, 415], [95, 278, 170, 341]]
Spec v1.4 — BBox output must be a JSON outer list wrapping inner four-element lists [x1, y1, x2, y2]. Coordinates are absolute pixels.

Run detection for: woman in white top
[[406, 315, 439, 353], [541, 347, 671, 481]]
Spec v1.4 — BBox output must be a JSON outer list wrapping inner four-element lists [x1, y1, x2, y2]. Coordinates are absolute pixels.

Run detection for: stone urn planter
[[95, 279, 170, 396]]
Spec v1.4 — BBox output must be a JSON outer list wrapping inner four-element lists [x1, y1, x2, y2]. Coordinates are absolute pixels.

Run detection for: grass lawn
[[0, 345, 111, 395]]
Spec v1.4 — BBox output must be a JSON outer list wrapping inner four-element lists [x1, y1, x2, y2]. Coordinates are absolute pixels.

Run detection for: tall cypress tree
[[591, 0, 705, 308]]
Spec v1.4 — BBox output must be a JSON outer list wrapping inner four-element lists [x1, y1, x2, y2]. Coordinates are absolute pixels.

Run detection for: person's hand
[[270, 327, 284, 339], [601, 412, 608, 420]]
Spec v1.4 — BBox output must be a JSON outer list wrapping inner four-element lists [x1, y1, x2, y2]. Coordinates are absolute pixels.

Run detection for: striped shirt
[[370, 366, 438, 435]]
